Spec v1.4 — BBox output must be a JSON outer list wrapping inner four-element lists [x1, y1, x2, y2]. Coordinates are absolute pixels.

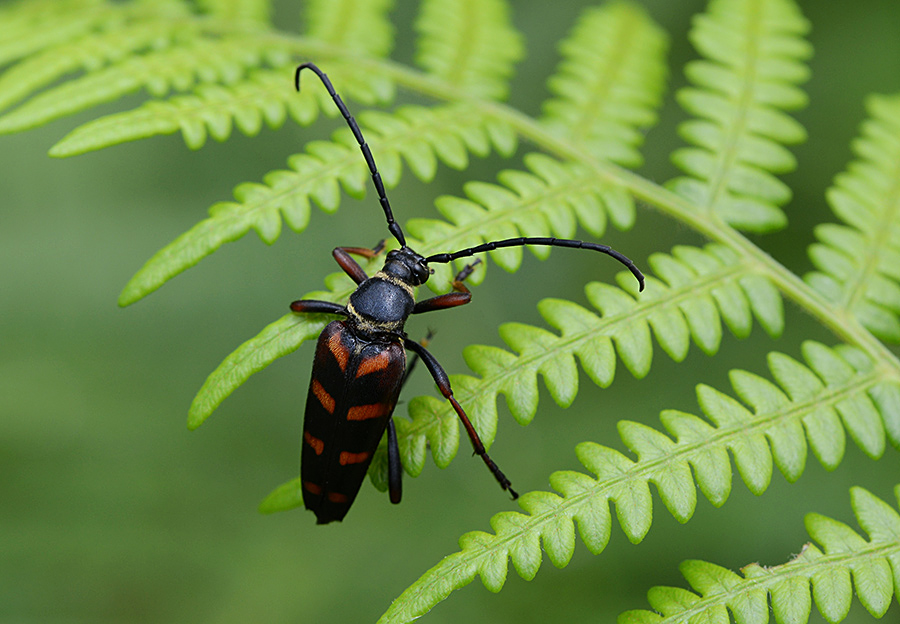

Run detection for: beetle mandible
[[291, 63, 644, 524]]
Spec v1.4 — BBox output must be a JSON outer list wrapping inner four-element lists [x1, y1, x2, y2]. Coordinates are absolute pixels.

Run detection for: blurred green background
[[2, 0, 899, 622]]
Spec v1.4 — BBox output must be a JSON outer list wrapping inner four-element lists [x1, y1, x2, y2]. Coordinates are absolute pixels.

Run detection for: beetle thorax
[[347, 274, 415, 336]]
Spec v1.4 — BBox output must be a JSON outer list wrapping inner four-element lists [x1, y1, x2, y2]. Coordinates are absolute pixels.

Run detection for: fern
[[668, 0, 811, 233], [3, 0, 900, 622], [414, 0, 522, 101], [541, 2, 668, 166], [620, 486, 900, 623], [379, 340, 900, 621], [805, 95, 900, 343], [304, 0, 395, 57]]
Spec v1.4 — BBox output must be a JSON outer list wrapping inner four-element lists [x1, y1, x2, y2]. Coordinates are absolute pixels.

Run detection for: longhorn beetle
[[291, 63, 645, 524]]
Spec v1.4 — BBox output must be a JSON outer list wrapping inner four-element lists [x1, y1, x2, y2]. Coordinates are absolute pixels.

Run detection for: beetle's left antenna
[[295, 62, 407, 248]]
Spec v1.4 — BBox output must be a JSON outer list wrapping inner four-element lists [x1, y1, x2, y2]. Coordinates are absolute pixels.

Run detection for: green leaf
[[620, 487, 900, 624], [414, 0, 523, 100], [0, 34, 282, 135], [382, 340, 900, 620], [805, 94, 900, 342], [668, 0, 811, 232], [304, 0, 394, 57], [198, 0, 270, 25], [541, 1, 668, 166]]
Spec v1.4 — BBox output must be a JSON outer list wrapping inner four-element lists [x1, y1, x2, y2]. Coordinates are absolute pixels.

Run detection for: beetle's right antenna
[[295, 63, 407, 248], [426, 237, 645, 291]]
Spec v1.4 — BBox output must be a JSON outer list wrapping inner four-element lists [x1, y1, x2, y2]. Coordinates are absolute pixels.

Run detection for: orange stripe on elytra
[[311, 379, 335, 413], [303, 431, 324, 455], [346, 403, 390, 421], [327, 492, 348, 503], [355, 351, 392, 377], [327, 331, 349, 372], [339, 451, 370, 465], [303, 481, 322, 495]]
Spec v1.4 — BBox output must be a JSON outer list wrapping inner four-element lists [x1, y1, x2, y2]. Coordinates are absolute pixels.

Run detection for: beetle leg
[[386, 417, 402, 504], [290, 300, 348, 315], [332, 241, 386, 284], [451, 258, 481, 288], [332, 248, 372, 285], [412, 260, 481, 314], [403, 338, 518, 499], [400, 330, 434, 390]]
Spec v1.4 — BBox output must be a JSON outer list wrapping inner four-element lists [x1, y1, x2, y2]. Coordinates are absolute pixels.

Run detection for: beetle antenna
[[295, 63, 407, 247], [425, 237, 645, 291]]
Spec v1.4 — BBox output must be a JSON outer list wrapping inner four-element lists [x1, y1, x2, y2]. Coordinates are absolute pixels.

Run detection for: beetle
[[291, 63, 645, 524]]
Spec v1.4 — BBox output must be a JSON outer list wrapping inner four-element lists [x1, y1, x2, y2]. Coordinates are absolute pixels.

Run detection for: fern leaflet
[[414, 0, 523, 100], [668, 0, 811, 233], [541, 1, 668, 166], [806, 94, 900, 343], [620, 486, 900, 623], [379, 341, 900, 621]]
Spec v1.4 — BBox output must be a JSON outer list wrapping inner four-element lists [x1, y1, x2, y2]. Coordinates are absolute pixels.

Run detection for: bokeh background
[[2, 0, 899, 622]]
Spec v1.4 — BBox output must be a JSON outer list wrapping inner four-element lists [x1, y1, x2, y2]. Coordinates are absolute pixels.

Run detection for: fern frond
[[116, 104, 514, 306], [0, 33, 290, 135], [541, 1, 668, 166], [805, 94, 900, 342], [668, 0, 811, 233], [197, 0, 270, 25], [379, 341, 900, 622], [620, 486, 900, 623], [0, 4, 195, 114], [46, 63, 395, 155], [368, 244, 782, 487], [0, 0, 122, 67], [414, 0, 523, 100], [304, 0, 395, 58]]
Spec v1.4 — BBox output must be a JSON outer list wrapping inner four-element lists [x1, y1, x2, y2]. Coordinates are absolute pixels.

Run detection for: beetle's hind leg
[[386, 330, 435, 505], [403, 337, 518, 499]]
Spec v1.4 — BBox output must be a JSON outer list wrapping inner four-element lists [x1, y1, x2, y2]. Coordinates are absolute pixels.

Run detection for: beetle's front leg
[[412, 260, 481, 314]]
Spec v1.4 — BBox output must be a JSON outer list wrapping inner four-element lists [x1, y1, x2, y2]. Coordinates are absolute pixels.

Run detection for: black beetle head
[[382, 247, 431, 286]]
